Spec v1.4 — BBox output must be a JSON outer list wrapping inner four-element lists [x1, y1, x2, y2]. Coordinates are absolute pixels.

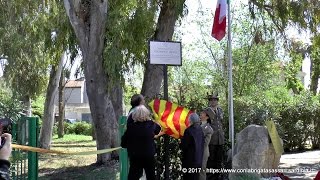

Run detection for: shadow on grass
[[39, 161, 119, 180]]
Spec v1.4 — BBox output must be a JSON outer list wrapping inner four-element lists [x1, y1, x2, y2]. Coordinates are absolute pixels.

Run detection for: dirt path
[[279, 150, 320, 180]]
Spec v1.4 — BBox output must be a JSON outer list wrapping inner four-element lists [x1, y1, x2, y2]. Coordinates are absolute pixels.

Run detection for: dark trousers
[[206, 145, 223, 180], [128, 156, 155, 180]]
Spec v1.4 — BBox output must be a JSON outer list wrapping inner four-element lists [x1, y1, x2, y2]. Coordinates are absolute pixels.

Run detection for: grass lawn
[[38, 134, 120, 180]]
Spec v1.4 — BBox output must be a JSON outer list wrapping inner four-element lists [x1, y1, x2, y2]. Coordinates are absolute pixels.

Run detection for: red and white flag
[[211, 0, 227, 41]]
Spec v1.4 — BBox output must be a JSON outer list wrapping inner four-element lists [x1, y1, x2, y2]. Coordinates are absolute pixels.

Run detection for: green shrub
[[73, 122, 89, 135], [53, 124, 58, 135], [64, 122, 74, 134], [63, 122, 92, 136], [222, 88, 320, 152]]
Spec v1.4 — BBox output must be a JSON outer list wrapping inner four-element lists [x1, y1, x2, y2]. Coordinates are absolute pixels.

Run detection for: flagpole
[[227, 0, 234, 158]]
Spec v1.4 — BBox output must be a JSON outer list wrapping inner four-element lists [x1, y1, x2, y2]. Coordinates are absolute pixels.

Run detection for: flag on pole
[[211, 0, 227, 41], [148, 99, 192, 139]]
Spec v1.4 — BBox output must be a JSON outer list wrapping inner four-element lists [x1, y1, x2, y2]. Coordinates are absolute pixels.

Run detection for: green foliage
[[249, 0, 320, 33], [155, 137, 182, 180], [284, 50, 304, 94], [169, 60, 211, 109], [0, 81, 23, 121], [277, 92, 320, 151], [232, 43, 280, 96], [310, 35, 320, 95], [123, 84, 140, 108], [222, 87, 320, 151], [62, 122, 93, 136], [0, 0, 77, 101], [32, 95, 45, 118], [104, 0, 158, 84]]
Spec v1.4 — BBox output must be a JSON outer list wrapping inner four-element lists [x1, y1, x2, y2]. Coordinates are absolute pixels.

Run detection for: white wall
[[65, 112, 78, 119], [65, 87, 82, 104]]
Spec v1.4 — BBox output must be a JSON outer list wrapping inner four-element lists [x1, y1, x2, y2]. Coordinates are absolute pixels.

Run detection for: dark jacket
[[126, 107, 136, 125], [0, 159, 10, 180], [207, 107, 225, 145], [121, 120, 161, 158], [180, 123, 204, 168]]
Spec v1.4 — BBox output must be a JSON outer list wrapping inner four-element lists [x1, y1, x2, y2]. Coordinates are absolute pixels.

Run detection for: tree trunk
[[23, 95, 32, 116], [64, 0, 116, 164], [20, 95, 31, 144], [57, 70, 65, 138], [109, 83, 123, 158], [39, 53, 64, 149], [310, 58, 320, 95], [141, 0, 186, 101]]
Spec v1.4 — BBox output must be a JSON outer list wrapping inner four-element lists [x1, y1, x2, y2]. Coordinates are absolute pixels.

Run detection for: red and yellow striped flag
[[148, 99, 193, 139]]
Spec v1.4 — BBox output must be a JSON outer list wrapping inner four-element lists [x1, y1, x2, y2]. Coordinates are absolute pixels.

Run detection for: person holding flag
[[121, 105, 162, 180], [180, 113, 204, 180]]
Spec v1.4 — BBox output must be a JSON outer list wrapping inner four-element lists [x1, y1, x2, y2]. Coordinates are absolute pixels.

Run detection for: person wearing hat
[[199, 109, 214, 180], [180, 113, 204, 180], [205, 93, 225, 180]]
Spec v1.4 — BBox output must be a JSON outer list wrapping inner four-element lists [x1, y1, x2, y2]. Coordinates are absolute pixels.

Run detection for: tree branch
[[63, 0, 87, 51]]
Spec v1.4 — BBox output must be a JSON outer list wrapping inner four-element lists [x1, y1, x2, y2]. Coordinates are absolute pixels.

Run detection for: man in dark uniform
[[205, 93, 225, 180], [180, 113, 204, 180]]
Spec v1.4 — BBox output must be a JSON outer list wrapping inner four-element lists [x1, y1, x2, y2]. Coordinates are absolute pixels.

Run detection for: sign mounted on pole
[[149, 41, 182, 66], [149, 40, 182, 180]]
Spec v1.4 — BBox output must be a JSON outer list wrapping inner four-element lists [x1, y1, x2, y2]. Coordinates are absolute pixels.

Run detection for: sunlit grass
[[39, 134, 119, 180]]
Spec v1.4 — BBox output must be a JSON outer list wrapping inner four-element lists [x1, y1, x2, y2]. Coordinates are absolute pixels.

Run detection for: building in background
[[54, 78, 92, 123]]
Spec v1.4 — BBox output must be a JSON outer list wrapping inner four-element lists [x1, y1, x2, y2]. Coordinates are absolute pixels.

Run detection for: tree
[[36, 0, 78, 149], [249, 0, 320, 94], [310, 35, 320, 94], [283, 40, 307, 94], [0, 0, 78, 149], [141, 0, 187, 102], [64, 0, 117, 164], [0, 1, 51, 116], [103, 0, 158, 151]]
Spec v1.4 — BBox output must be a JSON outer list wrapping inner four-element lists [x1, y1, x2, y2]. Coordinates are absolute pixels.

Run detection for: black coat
[[180, 123, 204, 168], [121, 120, 161, 158], [0, 159, 10, 180]]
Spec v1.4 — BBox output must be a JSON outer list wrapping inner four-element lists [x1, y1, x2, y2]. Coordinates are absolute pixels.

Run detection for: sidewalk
[[279, 150, 320, 180]]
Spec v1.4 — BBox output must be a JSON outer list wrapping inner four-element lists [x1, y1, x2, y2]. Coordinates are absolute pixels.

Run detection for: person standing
[[121, 105, 161, 180], [199, 109, 213, 180], [205, 93, 225, 180], [180, 113, 204, 180], [0, 133, 12, 180], [127, 94, 145, 125], [126, 94, 146, 179]]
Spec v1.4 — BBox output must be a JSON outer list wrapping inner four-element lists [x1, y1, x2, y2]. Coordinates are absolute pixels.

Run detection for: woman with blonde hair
[[121, 105, 162, 180]]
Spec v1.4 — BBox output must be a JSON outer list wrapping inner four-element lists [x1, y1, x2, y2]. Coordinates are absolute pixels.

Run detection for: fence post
[[28, 117, 38, 180], [119, 116, 129, 180]]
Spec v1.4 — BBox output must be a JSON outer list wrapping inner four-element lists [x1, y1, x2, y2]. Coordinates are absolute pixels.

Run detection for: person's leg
[[208, 145, 224, 180], [128, 157, 143, 180], [214, 145, 224, 180], [206, 145, 217, 180], [143, 157, 155, 180], [199, 153, 209, 180]]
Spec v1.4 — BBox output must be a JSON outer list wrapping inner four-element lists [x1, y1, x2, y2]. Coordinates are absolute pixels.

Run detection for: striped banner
[[148, 99, 192, 139]]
